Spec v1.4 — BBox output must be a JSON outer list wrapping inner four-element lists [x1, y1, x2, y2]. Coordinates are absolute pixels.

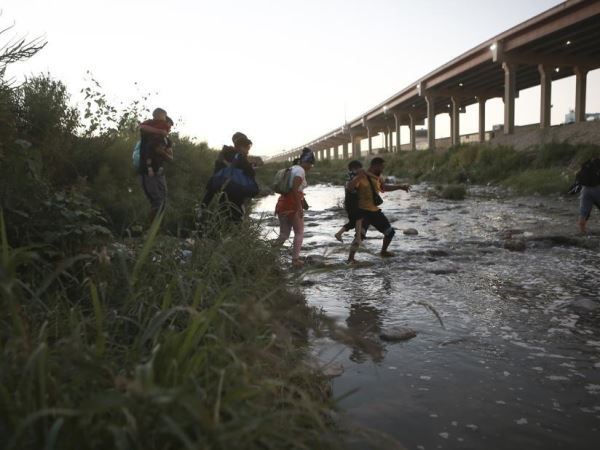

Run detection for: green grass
[[0, 72, 347, 449], [0, 212, 341, 450], [262, 142, 600, 196], [502, 168, 571, 195]]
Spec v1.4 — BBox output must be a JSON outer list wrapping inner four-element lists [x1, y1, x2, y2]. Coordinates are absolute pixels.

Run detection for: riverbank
[[258, 143, 600, 196], [0, 214, 343, 449], [0, 75, 343, 449]]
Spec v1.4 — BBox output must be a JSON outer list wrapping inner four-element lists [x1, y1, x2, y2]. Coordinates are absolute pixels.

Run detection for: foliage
[[0, 214, 339, 450], [0, 36, 341, 449]]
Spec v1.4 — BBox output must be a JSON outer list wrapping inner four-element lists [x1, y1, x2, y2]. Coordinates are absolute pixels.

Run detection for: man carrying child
[[138, 107, 174, 223], [346, 157, 411, 263]]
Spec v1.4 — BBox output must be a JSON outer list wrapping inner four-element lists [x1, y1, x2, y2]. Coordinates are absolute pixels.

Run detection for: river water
[[254, 184, 600, 450]]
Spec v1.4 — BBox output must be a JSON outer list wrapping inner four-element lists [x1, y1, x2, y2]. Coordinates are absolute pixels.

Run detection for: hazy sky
[[3, 0, 599, 156]]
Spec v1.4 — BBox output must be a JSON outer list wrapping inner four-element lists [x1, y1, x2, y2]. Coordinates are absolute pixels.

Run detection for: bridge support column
[[409, 113, 416, 151], [343, 142, 349, 159], [575, 67, 588, 123], [326, 147, 331, 160], [451, 96, 460, 146], [351, 135, 361, 158], [478, 97, 486, 143], [384, 130, 388, 153], [333, 145, 339, 160], [367, 127, 373, 155], [426, 95, 436, 150], [538, 65, 552, 129], [503, 62, 516, 135], [394, 113, 401, 153], [387, 127, 393, 152]]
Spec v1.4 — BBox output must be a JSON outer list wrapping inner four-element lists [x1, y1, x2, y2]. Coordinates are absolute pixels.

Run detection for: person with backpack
[[137, 108, 174, 224], [274, 148, 315, 268], [347, 157, 411, 263], [201, 132, 259, 222], [576, 157, 600, 233], [335, 160, 363, 243]]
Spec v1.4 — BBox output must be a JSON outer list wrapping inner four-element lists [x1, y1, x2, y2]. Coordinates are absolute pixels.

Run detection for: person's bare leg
[[348, 220, 363, 263], [578, 217, 588, 234], [380, 235, 395, 257], [334, 226, 346, 242]]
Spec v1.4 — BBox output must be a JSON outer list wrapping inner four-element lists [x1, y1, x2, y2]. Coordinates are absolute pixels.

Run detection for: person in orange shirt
[[347, 157, 410, 263], [274, 148, 315, 268]]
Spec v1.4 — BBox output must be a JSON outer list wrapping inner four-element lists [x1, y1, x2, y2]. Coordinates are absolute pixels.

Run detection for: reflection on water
[[254, 184, 600, 450]]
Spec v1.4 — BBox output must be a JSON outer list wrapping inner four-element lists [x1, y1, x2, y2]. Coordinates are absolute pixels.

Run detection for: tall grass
[[1, 70, 342, 448], [0, 211, 340, 449]]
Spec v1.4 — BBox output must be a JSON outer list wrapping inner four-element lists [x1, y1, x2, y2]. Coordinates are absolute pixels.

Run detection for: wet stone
[[427, 249, 450, 257], [404, 228, 419, 236], [305, 222, 320, 228], [504, 239, 526, 252], [380, 327, 417, 342], [569, 298, 600, 312]]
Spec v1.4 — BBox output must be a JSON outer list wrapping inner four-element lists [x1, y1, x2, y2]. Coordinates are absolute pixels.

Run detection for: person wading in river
[[335, 160, 363, 243], [274, 148, 315, 268], [347, 157, 410, 263]]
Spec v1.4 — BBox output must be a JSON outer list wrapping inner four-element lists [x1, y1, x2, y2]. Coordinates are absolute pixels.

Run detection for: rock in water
[[569, 298, 600, 312], [380, 327, 417, 342], [504, 239, 526, 252], [404, 228, 419, 236], [322, 362, 344, 378]]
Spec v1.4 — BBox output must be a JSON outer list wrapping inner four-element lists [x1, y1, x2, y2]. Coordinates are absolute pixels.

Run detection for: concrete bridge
[[270, 0, 600, 163]]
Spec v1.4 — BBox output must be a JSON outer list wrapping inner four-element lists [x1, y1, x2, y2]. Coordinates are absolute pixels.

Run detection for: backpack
[[132, 141, 141, 170], [272, 167, 292, 194], [576, 158, 600, 187]]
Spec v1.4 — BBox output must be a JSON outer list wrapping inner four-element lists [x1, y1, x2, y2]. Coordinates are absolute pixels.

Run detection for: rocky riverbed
[[254, 184, 600, 450]]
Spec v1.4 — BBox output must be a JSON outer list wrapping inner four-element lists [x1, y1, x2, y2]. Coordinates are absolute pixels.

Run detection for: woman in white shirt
[[274, 148, 315, 267]]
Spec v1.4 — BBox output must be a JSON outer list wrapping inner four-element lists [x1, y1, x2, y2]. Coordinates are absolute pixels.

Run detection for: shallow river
[[254, 184, 600, 450]]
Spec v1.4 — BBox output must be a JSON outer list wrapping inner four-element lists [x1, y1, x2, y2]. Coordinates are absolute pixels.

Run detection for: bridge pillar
[[478, 97, 486, 143], [387, 127, 393, 152], [333, 145, 339, 160], [326, 147, 331, 160], [503, 62, 516, 135], [367, 127, 373, 155], [352, 135, 362, 158], [394, 113, 401, 153], [575, 67, 588, 123], [343, 142, 349, 159], [409, 113, 416, 151], [383, 130, 388, 153], [451, 96, 460, 146], [426, 95, 436, 150], [538, 65, 552, 129]]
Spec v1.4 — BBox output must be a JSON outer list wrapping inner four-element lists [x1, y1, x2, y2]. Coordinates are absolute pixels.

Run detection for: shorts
[[580, 186, 600, 220], [343, 209, 359, 231], [357, 209, 395, 238], [139, 173, 167, 212]]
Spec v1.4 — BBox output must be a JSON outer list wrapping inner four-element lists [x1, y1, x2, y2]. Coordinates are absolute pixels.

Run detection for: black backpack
[[576, 158, 600, 187]]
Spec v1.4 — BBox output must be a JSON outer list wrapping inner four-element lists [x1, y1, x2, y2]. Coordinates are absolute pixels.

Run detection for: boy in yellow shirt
[[347, 157, 410, 263]]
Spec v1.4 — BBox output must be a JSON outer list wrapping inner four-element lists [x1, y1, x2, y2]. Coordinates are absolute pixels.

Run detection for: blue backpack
[[210, 165, 259, 200]]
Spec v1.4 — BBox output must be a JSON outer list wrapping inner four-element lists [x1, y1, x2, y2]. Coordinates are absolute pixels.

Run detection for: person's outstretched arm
[[383, 183, 411, 192]]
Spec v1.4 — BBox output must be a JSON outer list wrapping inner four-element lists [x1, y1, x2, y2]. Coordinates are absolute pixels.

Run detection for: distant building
[[565, 109, 600, 124]]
